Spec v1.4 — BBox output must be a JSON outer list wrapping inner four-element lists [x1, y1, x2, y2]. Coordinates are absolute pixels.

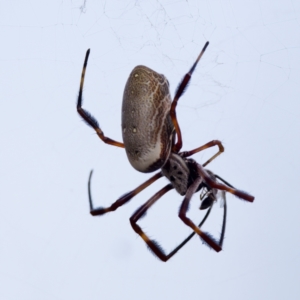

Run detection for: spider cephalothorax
[[76, 41, 254, 262]]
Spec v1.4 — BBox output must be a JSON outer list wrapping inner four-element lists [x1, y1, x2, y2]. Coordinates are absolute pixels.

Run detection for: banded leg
[[170, 41, 209, 153], [77, 49, 124, 148], [88, 171, 162, 216], [130, 184, 173, 261], [179, 176, 223, 252], [130, 184, 215, 262], [197, 164, 255, 202], [171, 190, 227, 257], [166, 205, 213, 260], [180, 140, 224, 167]]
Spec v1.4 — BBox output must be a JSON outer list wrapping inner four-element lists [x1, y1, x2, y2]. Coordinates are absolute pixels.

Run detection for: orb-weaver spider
[[77, 42, 254, 262]]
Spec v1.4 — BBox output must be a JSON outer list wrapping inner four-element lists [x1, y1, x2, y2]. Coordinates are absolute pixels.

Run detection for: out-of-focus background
[[1, 1, 299, 299]]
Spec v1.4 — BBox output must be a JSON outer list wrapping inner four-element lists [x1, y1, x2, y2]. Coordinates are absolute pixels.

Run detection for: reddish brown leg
[[77, 49, 124, 148], [197, 164, 255, 202], [180, 140, 224, 167], [179, 176, 223, 252], [88, 171, 162, 216], [170, 41, 209, 153], [130, 183, 216, 262], [166, 205, 213, 259], [130, 184, 174, 261]]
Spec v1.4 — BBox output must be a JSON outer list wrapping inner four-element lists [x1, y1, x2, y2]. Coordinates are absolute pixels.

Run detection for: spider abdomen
[[122, 65, 174, 173]]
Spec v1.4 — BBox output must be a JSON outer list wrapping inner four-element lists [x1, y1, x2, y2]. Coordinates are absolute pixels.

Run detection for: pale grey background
[[1, 1, 299, 299]]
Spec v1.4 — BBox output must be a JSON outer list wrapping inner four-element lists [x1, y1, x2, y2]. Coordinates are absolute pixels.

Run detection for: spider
[[77, 41, 255, 262]]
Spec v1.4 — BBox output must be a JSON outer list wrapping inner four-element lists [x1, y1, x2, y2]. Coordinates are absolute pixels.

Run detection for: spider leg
[[130, 183, 214, 262], [167, 203, 215, 259], [77, 49, 124, 148], [88, 170, 162, 216], [130, 184, 173, 261], [218, 191, 227, 248], [170, 41, 209, 153], [180, 140, 224, 167], [214, 174, 235, 189], [197, 164, 255, 202], [179, 176, 223, 252]]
